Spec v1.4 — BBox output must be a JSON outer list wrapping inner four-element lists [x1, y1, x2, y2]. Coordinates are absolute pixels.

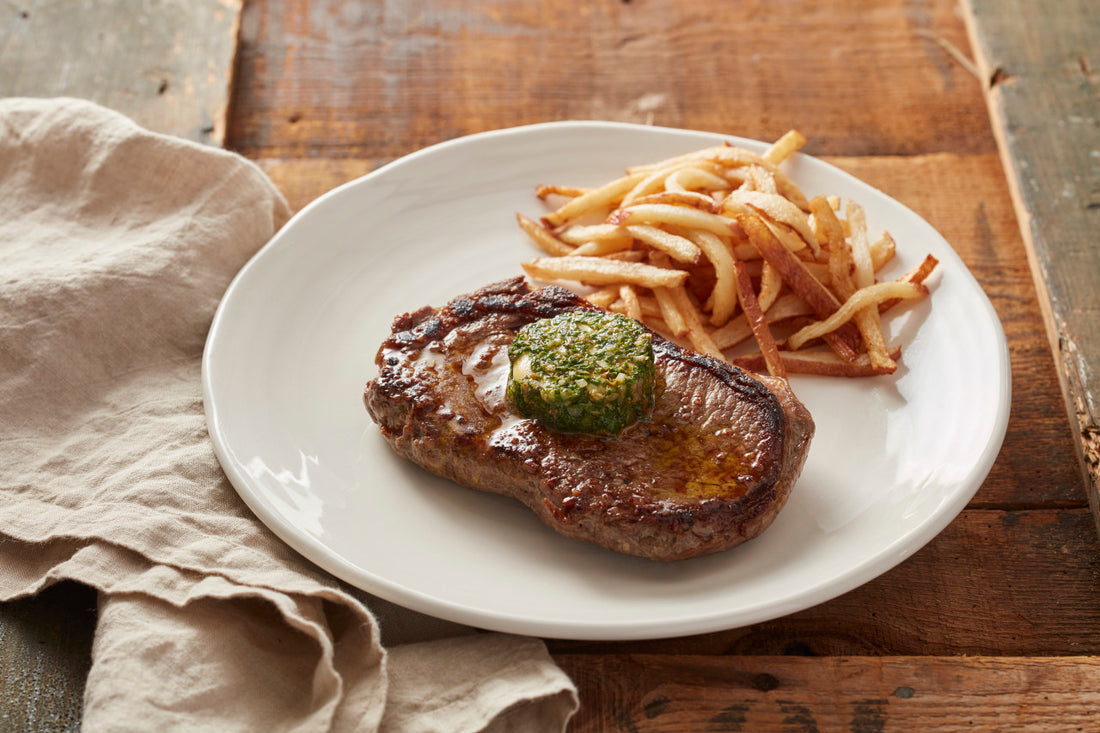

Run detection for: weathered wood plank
[[961, 0, 1100, 536], [554, 654, 1100, 731], [548, 508, 1100, 657], [0, 0, 242, 144], [227, 0, 994, 159], [0, 582, 97, 732]]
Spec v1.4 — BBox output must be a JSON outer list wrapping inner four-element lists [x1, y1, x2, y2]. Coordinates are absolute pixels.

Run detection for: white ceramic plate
[[203, 122, 1010, 640]]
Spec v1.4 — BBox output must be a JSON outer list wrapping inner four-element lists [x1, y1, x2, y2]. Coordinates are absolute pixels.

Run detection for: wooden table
[[4, 0, 1100, 729]]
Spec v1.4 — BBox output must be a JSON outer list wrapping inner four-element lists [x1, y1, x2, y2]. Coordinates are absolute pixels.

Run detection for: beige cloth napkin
[[0, 97, 578, 732]]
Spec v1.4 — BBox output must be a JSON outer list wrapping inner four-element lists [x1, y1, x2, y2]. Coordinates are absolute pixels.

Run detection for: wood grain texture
[[227, 0, 994, 160], [0, 583, 96, 732], [555, 654, 1100, 731], [961, 0, 1100, 537], [548, 508, 1100, 658], [0, 0, 242, 144]]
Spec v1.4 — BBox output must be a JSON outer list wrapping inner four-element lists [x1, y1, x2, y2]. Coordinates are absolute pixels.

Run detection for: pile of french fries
[[516, 130, 938, 379]]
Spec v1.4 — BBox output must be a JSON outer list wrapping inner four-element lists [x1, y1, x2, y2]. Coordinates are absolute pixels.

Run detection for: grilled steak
[[364, 277, 814, 561]]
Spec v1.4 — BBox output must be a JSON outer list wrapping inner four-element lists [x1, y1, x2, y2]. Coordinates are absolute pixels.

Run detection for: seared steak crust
[[364, 277, 814, 561]]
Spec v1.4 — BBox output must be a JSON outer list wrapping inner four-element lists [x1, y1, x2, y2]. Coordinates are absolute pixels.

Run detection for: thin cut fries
[[521, 256, 689, 289], [516, 213, 572, 256], [786, 281, 929, 350], [516, 130, 939, 378], [734, 260, 786, 379]]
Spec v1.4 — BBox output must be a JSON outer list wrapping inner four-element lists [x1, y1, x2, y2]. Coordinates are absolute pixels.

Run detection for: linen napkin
[[0, 97, 578, 732]]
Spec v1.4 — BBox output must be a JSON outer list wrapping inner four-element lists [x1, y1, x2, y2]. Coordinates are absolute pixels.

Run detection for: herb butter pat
[[506, 310, 655, 434]]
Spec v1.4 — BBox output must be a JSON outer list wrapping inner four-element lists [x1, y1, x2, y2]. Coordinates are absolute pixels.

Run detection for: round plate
[[202, 122, 1010, 640]]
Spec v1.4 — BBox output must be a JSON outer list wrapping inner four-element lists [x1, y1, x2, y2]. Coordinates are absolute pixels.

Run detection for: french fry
[[584, 285, 621, 308], [845, 200, 893, 369], [542, 171, 647, 228], [625, 224, 702, 264], [734, 347, 902, 378], [652, 286, 689, 338], [516, 213, 573, 256], [880, 254, 939, 311], [619, 284, 643, 321], [625, 190, 719, 211], [721, 190, 817, 248], [683, 229, 738, 326], [786, 281, 929, 350], [626, 145, 741, 175], [763, 129, 807, 165], [871, 232, 897, 271], [757, 261, 784, 312], [733, 260, 786, 379], [536, 184, 588, 199], [665, 166, 732, 195], [571, 237, 634, 257], [668, 286, 726, 360], [608, 203, 737, 238], [522, 256, 688, 289], [557, 223, 632, 246], [710, 293, 814, 350]]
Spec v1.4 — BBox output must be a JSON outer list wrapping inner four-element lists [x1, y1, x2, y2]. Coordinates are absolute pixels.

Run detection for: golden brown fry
[[625, 145, 742, 175], [721, 190, 817, 248], [668, 286, 726, 360], [871, 232, 897, 271], [665, 166, 733, 195], [880, 254, 939, 312], [542, 171, 646, 227], [622, 165, 679, 205], [536, 184, 589, 200], [625, 224, 702, 264], [709, 317, 753, 351], [740, 165, 779, 195], [810, 196, 856, 298], [571, 237, 634, 257], [652, 286, 689, 338], [786, 281, 930, 350], [845, 200, 893, 369], [734, 347, 902, 378], [738, 217, 840, 313], [604, 250, 647, 262], [607, 203, 736, 238], [636, 295, 662, 318], [584, 285, 621, 308], [682, 229, 739, 327], [522, 256, 688, 289], [619, 284, 643, 321], [733, 260, 786, 379], [809, 195, 845, 254], [763, 129, 807, 165], [709, 293, 814, 351], [624, 190, 719, 211], [758, 261, 783, 312], [557, 223, 632, 246], [516, 212, 574, 257]]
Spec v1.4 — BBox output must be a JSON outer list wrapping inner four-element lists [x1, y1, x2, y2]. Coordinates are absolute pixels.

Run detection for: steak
[[364, 277, 814, 561]]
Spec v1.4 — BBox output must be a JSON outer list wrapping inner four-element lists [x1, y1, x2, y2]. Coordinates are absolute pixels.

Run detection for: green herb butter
[[507, 311, 655, 434]]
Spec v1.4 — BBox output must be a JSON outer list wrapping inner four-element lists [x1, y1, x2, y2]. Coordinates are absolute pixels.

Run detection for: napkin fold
[[0, 97, 577, 732]]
